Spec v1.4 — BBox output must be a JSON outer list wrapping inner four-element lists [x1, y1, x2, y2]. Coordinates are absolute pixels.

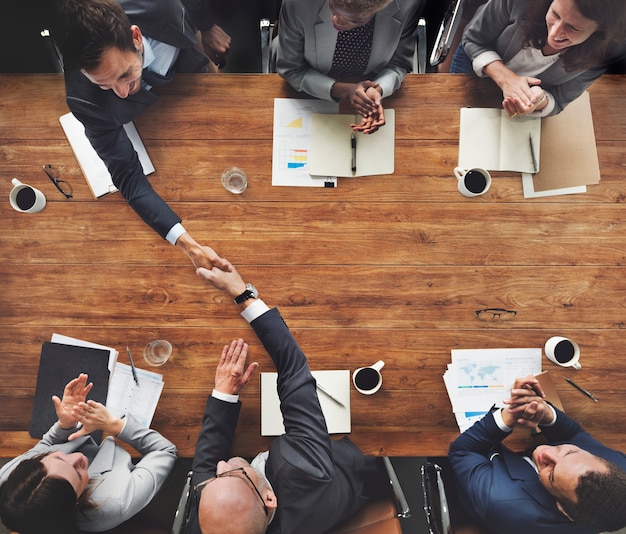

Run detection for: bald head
[[197, 465, 276, 534]]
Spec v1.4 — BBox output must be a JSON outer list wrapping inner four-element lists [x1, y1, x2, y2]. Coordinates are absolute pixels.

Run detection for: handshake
[[502, 375, 555, 429]]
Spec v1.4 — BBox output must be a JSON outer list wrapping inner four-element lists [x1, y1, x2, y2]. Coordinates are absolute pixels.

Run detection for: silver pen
[[127, 345, 139, 386], [316, 383, 345, 407]]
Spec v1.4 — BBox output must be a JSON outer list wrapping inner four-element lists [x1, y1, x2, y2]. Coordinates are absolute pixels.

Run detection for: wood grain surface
[[1, 73, 625, 458]]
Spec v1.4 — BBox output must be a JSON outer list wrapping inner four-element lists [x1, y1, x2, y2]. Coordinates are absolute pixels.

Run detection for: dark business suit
[[449, 408, 626, 534], [64, 0, 215, 239], [189, 307, 386, 534]]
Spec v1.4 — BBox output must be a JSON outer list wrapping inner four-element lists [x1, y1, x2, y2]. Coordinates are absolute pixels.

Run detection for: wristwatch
[[234, 283, 258, 304]]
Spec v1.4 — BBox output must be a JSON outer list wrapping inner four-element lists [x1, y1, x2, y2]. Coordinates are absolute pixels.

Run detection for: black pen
[[564, 376, 597, 402], [351, 132, 357, 175], [127, 345, 139, 386], [529, 134, 538, 174]]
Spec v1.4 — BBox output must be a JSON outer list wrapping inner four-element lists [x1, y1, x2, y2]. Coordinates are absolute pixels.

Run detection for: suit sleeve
[[372, 0, 423, 97], [276, 0, 336, 101], [66, 93, 182, 240], [251, 308, 334, 478], [78, 415, 177, 531], [190, 395, 242, 485], [181, 0, 218, 31], [448, 411, 512, 517]]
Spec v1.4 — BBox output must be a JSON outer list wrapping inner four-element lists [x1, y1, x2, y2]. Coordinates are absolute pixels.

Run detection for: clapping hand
[[52, 373, 93, 430], [69, 400, 124, 441]]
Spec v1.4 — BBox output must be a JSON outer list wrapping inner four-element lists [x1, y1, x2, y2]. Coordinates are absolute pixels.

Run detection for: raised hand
[[52, 373, 94, 429], [214, 339, 259, 395]]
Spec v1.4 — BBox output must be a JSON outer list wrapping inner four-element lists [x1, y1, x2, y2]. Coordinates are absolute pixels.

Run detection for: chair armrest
[[382, 457, 411, 519]]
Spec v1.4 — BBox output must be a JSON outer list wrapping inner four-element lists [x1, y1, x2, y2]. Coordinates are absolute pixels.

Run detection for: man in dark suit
[[187, 261, 391, 534], [54, 0, 231, 269], [449, 375, 626, 534]]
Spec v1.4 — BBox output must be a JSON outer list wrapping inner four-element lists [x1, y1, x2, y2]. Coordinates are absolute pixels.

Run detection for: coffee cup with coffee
[[454, 167, 491, 197], [9, 178, 46, 213], [352, 360, 385, 395], [544, 336, 581, 369]]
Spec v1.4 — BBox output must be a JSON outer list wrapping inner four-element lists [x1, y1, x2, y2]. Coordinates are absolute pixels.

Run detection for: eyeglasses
[[475, 308, 517, 320], [42, 165, 73, 199], [194, 467, 268, 517]]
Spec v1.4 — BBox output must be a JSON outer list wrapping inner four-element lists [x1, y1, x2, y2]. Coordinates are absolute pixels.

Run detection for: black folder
[[29, 342, 110, 438]]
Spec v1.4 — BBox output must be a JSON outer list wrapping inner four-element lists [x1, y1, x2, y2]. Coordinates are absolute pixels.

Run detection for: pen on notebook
[[529, 134, 538, 174], [126, 345, 139, 386], [351, 132, 357, 175], [564, 376, 597, 402], [316, 383, 345, 407]]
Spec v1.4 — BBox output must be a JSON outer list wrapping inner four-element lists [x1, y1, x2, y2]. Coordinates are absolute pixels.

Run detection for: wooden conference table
[[1, 73, 626, 459]]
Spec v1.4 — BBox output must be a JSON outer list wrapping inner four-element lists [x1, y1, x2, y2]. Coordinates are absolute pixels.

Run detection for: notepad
[[261, 370, 351, 436], [30, 342, 111, 438], [47, 334, 164, 429], [458, 108, 541, 173], [308, 111, 395, 177], [59, 112, 155, 198]]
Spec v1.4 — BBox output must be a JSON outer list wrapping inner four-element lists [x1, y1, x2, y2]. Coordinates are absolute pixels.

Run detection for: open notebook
[[308, 111, 395, 177], [59, 112, 155, 198]]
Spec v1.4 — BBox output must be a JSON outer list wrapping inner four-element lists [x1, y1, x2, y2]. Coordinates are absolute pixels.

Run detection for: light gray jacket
[[0, 416, 177, 532], [276, 0, 424, 101]]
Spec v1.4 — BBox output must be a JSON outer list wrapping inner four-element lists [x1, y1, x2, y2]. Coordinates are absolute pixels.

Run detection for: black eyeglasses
[[42, 165, 73, 199], [475, 308, 517, 320], [194, 467, 268, 517]]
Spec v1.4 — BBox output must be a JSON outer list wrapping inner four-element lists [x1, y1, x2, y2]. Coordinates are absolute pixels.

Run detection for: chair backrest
[[429, 0, 464, 67], [40, 29, 64, 73], [421, 461, 452, 534]]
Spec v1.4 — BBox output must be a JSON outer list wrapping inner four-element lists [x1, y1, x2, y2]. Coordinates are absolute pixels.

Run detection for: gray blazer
[[276, 0, 424, 101], [0, 416, 177, 532], [462, 0, 612, 115]]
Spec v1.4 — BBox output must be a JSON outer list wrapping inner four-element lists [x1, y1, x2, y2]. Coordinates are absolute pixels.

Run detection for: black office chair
[[40, 28, 64, 73], [421, 459, 491, 534]]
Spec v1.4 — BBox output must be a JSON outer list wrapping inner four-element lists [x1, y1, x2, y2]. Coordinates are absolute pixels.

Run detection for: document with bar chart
[[272, 98, 338, 187]]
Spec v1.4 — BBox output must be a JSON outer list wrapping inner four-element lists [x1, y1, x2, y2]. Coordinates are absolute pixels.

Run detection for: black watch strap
[[234, 283, 258, 304]]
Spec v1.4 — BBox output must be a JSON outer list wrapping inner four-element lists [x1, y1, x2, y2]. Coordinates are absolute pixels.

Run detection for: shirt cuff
[[166, 223, 187, 245], [541, 404, 557, 426], [493, 408, 514, 433], [241, 299, 270, 323], [472, 51, 502, 77], [212, 389, 239, 403]]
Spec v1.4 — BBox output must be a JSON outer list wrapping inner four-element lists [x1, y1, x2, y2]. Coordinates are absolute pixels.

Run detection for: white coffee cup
[[352, 360, 385, 394], [544, 336, 581, 370], [221, 167, 247, 194], [454, 167, 491, 197], [9, 178, 46, 213]]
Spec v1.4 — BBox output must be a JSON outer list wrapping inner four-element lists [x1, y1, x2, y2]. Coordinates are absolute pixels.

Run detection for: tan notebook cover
[[532, 92, 600, 191], [535, 370, 564, 412]]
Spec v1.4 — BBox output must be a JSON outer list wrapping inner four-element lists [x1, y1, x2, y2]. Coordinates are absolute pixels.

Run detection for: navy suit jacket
[[449, 408, 626, 534], [189, 308, 382, 534], [64, 0, 214, 239]]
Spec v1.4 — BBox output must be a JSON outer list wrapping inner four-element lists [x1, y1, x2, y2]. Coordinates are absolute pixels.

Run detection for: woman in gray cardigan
[[451, 0, 626, 116], [0, 374, 177, 534]]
